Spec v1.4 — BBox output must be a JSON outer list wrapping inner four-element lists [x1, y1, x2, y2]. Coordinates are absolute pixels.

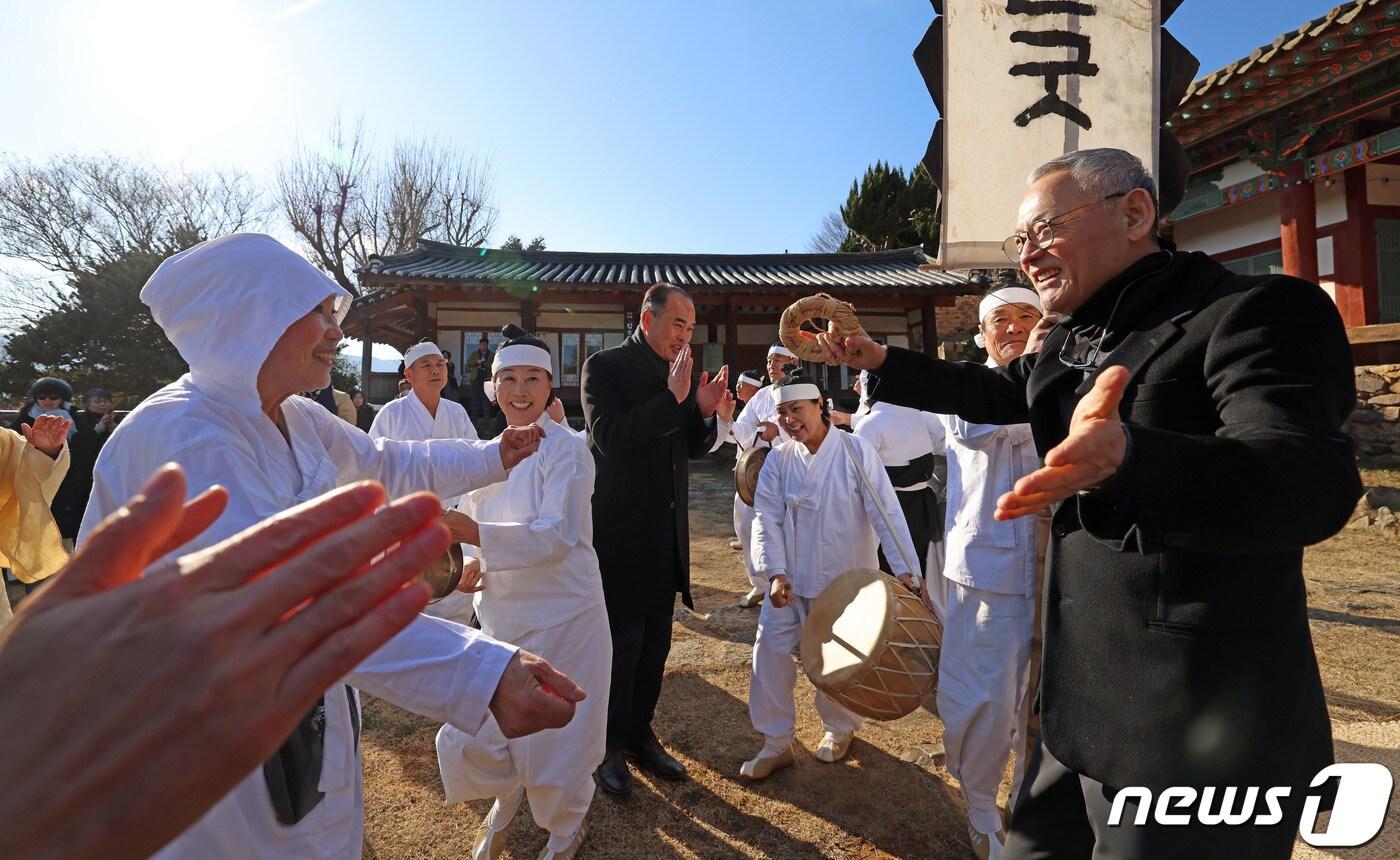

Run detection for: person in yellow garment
[[0, 414, 72, 625]]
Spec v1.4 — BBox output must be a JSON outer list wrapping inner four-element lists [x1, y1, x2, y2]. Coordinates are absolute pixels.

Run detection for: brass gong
[[735, 446, 771, 507], [421, 544, 465, 603]]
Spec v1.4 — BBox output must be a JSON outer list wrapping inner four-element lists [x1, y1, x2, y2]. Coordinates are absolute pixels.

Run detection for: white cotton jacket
[[459, 415, 607, 643], [730, 383, 789, 452], [751, 427, 920, 598], [78, 233, 517, 860], [851, 400, 946, 490], [369, 392, 478, 507], [937, 358, 1040, 596]]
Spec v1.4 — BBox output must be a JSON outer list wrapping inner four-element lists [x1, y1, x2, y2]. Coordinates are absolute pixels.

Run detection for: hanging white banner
[[940, 0, 1161, 269]]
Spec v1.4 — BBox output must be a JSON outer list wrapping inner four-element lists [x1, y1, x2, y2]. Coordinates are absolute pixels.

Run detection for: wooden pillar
[[920, 296, 938, 357], [1333, 167, 1380, 327], [1279, 179, 1319, 284], [521, 299, 537, 332], [724, 298, 738, 371], [412, 298, 430, 342], [360, 323, 373, 394]]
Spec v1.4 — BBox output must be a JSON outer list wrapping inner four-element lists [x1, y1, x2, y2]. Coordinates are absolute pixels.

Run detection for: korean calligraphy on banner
[[914, 0, 1197, 269]]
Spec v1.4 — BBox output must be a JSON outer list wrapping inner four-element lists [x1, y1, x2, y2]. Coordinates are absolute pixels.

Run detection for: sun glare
[[84, 0, 272, 154]]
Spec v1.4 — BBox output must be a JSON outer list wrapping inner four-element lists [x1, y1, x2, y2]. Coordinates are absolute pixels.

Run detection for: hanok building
[[1166, 0, 1400, 362], [342, 240, 979, 404]]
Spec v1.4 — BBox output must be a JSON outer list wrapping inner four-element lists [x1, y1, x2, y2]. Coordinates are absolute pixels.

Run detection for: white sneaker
[[814, 731, 854, 763], [739, 745, 795, 780], [737, 587, 764, 608], [729, 538, 743, 550], [966, 825, 1007, 860], [536, 823, 586, 860], [472, 789, 522, 860]]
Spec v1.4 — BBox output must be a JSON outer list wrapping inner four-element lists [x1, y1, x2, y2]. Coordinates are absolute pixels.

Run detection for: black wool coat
[[872, 250, 1361, 793], [582, 332, 718, 610]]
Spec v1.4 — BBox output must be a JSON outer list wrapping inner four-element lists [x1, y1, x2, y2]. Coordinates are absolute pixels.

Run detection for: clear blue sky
[[0, 0, 1342, 256]]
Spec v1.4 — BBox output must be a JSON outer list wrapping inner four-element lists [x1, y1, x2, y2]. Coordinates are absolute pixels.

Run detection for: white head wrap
[[775, 382, 822, 404], [767, 344, 797, 360], [486, 342, 553, 403], [140, 233, 349, 412], [737, 372, 762, 388], [402, 341, 444, 369], [974, 287, 1043, 348]]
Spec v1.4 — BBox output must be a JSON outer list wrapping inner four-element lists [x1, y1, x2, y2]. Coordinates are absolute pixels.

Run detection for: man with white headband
[[927, 284, 1044, 859], [743, 374, 921, 781], [436, 325, 609, 860], [726, 344, 797, 607], [370, 340, 480, 460]]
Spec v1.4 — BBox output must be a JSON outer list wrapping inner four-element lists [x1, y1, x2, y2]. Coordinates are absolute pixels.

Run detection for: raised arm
[[871, 346, 1034, 427], [582, 353, 691, 456], [1074, 280, 1361, 554], [320, 408, 509, 500], [477, 443, 593, 573]]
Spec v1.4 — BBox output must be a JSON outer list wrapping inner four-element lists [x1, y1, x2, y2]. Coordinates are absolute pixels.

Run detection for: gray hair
[[1028, 148, 1158, 214]]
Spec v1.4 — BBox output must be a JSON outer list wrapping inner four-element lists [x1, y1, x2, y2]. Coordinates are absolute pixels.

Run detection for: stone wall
[[1348, 364, 1400, 469], [935, 294, 982, 335]]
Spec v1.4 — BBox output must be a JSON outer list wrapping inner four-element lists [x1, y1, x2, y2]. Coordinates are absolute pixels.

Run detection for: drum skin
[[421, 543, 464, 603], [735, 446, 771, 507], [800, 568, 943, 720]]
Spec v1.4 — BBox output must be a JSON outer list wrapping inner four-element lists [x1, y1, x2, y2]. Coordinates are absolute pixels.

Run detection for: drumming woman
[[436, 326, 610, 860], [744, 374, 922, 780]]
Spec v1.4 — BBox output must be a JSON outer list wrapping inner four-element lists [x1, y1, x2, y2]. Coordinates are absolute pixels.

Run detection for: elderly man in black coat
[[582, 283, 733, 796], [821, 148, 1361, 859]]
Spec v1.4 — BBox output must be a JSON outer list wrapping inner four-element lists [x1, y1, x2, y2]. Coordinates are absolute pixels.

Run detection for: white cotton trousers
[[436, 606, 611, 843], [733, 493, 766, 593], [937, 580, 1034, 836], [749, 594, 863, 752]]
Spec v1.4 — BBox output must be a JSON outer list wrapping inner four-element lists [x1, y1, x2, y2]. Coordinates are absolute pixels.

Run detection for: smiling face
[[1015, 171, 1157, 314], [980, 301, 1042, 366], [640, 293, 696, 361], [405, 354, 448, 398], [494, 365, 552, 426], [776, 398, 827, 451], [258, 296, 342, 408]]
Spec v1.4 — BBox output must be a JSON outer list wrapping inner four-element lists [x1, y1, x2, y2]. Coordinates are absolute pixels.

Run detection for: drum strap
[[839, 431, 921, 585]]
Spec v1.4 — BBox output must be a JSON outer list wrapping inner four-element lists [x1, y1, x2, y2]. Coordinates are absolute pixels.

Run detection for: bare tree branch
[[276, 119, 497, 295], [808, 210, 850, 253]]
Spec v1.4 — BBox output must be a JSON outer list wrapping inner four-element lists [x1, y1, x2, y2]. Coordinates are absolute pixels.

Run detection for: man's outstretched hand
[[815, 322, 887, 370], [696, 364, 730, 418], [996, 366, 1129, 520], [499, 424, 544, 470], [489, 650, 585, 738]]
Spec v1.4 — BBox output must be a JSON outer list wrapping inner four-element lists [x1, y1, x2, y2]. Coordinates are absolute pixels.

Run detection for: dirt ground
[[361, 463, 1400, 860]]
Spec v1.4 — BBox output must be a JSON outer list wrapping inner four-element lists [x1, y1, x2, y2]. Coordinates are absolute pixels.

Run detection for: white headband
[[775, 382, 821, 404], [977, 288, 1042, 324], [403, 341, 444, 368], [738, 373, 762, 388], [492, 343, 552, 376], [768, 344, 797, 360]]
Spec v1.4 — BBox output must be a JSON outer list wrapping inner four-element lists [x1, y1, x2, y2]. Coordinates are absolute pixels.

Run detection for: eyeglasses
[[1002, 193, 1127, 262]]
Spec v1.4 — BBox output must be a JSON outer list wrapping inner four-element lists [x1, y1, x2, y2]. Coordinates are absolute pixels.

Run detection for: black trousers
[[877, 486, 942, 578], [1004, 741, 1305, 860], [604, 588, 676, 750]]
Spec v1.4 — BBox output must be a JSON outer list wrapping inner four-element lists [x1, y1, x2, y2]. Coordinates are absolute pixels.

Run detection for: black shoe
[[594, 748, 632, 796], [627, 733, 688, 781]]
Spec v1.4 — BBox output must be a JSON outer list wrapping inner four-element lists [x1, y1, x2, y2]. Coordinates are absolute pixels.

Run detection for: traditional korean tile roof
[[1170, 0, 1398, 143], [358, 239, 974, 292]]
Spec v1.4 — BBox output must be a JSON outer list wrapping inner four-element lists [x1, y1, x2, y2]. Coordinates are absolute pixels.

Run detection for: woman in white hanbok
[[744, 375, 923, 781], [436, 326, 610, 860], [78, 234, 577, 860]]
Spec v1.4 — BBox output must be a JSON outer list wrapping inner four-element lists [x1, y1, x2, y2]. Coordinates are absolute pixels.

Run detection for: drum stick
[[839, 431, 921, 584]]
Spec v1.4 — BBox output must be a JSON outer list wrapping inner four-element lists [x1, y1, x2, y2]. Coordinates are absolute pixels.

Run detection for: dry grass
[[361, 463, 1400, 859]]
